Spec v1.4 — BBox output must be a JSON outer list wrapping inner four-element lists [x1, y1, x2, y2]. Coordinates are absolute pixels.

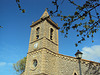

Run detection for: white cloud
[[0, 62, 13, 66], [82, 45, 100, 62], [0, 62, 6, 66]]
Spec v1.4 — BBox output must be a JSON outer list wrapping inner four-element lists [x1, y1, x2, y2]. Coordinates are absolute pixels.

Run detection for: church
[[22, 9, 100, 75]]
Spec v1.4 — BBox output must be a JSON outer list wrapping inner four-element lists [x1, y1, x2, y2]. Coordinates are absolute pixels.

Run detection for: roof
[[30, 9, 60, 29]]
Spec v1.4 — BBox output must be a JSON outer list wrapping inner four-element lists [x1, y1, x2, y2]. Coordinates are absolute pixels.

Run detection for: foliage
[[0, 26, 3, 28], [16, 0, 100, 48], [48, 0, 100, 47], [16, 0, 25, 13], [13, 57, 26, 75]]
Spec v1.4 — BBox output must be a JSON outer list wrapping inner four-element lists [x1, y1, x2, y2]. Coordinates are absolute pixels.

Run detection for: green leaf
[[75, 43, 78, 47], [67, 26, 70, 29], [83, 16, 85, 19], [79, 23, 82, 26], [79, 7, 82, 10], [61, 18, 63, 21], [78, 41, 81, 43], [50, 11, 53, 14], [96, 13, 99, 15], [87, 35, 89, 38], [74, 11, 79, 15], [99, 19, 100, 23], [18, 4, 21, 8], [76, 29, 78, 32], [80, 17, 83, 20], [80, 31, 83, 35], [89, 20, 94, 23], [68, 19, 70, 22], [83, 25, 89, 28], [84, 35, 86, 37], [60, 30, 64, 33], [89, 32, 91, 34], [52, 1, 55, 3], [92, 40, 94, 43], [91, 31, 94, 34], [91, 35, 94, 37], [0, 26, 3, 28], [16, 0, 20, 2], [63, 16, 67, 18], [66, 32, 68, 34], [63, 23, 67, 26], [22, 9, 25, 13], [57, 14, 60, 16], [82, 37, 85, 41]]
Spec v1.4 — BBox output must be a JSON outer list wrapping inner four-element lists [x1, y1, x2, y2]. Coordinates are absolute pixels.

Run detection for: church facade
[[23, 9, 100, 75]]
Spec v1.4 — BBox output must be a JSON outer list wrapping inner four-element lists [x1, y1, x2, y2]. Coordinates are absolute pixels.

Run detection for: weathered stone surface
[[23, 9, 100, 75]]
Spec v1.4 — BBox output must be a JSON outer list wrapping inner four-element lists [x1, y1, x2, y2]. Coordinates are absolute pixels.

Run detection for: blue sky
[[0, 0, 100, 75]]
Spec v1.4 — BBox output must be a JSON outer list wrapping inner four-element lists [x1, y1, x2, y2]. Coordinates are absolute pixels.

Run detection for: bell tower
[[24, 9, 59, 75], [28, 9, 59, 53]]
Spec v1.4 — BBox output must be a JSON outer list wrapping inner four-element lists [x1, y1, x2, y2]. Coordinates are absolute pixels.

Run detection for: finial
[[41, 8, 49, 18], [45, 8, 48, 11]]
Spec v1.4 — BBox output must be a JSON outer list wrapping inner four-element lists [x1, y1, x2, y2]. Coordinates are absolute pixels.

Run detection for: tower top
[[41, 8, 49, 18], [30, 9, 59, 29]]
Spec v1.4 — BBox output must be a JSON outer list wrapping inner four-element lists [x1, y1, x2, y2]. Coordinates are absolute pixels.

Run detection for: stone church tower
[[23, 9, 100, 75], [24, 9, 59, 75]]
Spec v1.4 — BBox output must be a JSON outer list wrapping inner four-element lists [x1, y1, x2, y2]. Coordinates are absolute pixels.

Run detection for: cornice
[[29, 37, 58, 46], [28, 48, 100, 66], [30, 17, 59, 29], [29, 37, 44, 44]]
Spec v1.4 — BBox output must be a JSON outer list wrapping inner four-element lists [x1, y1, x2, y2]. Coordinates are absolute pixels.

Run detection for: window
[[74, 73, 77, 75], [50, 28, 53, 40], [33, 59, 37, 67], [36, 27, 40, 39], [36, 35, 39, 39]]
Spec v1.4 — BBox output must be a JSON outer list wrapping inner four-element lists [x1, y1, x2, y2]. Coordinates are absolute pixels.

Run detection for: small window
[[36, 35, 39, 39], [33, 59, 37, 67], [36, 27, 40, 39], [50, 28, 53, 40], [74, 73, 77, 75]]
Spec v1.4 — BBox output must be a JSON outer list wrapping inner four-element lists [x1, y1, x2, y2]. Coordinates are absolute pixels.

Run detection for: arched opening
[[33, 59, 38, 67], [50, 28, 53, 40], [74, 73, 77, 75], [36, 27, 40, 39]]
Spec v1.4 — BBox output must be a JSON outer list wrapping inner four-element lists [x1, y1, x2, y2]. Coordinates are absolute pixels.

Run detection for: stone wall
[[37, 49, 100, 75], [24, 48, 100, 75], [25, 49, 44, 75]]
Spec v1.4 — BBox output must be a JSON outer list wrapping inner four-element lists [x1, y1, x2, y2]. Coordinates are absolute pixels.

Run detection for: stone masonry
[[22, 9, 100, 75]]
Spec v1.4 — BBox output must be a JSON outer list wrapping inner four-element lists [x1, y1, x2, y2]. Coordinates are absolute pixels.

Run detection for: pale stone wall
[[28, 20, 59, 53], [25, 49, 44, 75], [43, 50, 100, 75], [43, 49, 58, 75], [39, 50, 79, 75], [30, 21, 45, 43], [28, 38, 45, 53], [45, 21, 58, 45], [26, 49, 100, 75], [24, 49, 100, 75], [29, 20, 58, 45]]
